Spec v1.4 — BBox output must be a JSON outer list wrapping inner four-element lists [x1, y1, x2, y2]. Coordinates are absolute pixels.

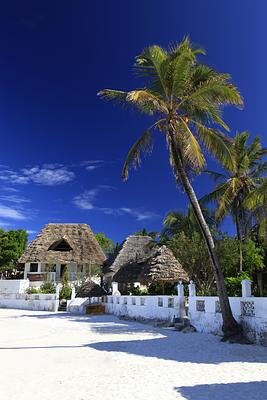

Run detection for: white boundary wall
[[0, 279, 29, 294], [189, 296, 267, 345], [67, 297, 102, 313], [105, 295, 184, 322], [0, 293, 59, 312]]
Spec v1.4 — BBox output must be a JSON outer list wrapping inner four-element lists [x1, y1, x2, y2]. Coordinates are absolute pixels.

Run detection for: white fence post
[[188, 280, 196, 297], [56, 283, 62, 300], [112, 281, 121, 296], [176, 281, 186, 318], [242, 279, 252, 297], [71, 285, 76, 300], [177, 281, 184, 297]]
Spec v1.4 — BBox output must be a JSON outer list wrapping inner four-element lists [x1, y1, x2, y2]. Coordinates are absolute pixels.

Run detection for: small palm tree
[[202, 132, 267, 271], [98, 37, 243, 339]]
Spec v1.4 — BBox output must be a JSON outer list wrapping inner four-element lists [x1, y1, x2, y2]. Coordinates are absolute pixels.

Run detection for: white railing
[[105, 295, 184, 322], [188, 279, 267, 345]]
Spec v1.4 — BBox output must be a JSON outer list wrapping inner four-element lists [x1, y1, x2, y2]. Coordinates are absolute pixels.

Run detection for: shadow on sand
[[3, 312, 267, 366], [176, 381, 267, 400]]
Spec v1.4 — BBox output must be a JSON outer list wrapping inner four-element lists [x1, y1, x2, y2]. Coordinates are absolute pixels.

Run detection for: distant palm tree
[[245, 180, 267, 244], [201, 132, 267, 271], [98, 37, 243, 339], [162, 207, 216, 238]]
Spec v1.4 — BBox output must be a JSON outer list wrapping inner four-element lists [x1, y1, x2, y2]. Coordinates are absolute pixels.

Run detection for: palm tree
[[245, 180, 267, 244], [202, 132, 267, 271], [98, 37, 243, 339], [162, 207, 217, 238]]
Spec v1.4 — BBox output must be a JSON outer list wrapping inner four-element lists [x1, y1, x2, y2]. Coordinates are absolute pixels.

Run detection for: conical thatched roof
[[111, 236, 188, 284], [103, 235, 154, 275], [139, 245, 188, 283], [76, 280, 106, 298], [18, 224, 106, 265]]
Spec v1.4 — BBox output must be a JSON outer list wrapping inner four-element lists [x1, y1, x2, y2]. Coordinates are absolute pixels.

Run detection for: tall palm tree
[[98, 37, 243, 339], [202, 132, 267, 271]]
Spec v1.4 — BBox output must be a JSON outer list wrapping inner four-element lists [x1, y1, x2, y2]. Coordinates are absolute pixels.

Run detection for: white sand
[[0, 309, 267, 400]]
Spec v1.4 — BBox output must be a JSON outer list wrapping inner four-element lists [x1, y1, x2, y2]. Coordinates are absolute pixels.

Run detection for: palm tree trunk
[[234, 210, 243, 272], [168, 131, 242, 339]]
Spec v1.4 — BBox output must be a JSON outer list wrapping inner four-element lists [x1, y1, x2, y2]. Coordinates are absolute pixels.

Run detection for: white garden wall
[[105, 295, 184, 322], [189, 296, 267, 345], [0, 293, 59, 312], [0, 279, 29, 294], [67, 297, 104, 313]]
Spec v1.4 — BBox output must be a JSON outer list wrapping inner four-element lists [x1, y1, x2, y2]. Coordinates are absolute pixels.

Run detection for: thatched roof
[[111, 236, 188, 284], [76, 280, 106, 298], [18, 224, 106, 265], [103, 235, 154, 275]]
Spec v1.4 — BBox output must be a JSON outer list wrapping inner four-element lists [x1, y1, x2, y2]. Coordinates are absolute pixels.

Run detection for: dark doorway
[[60, 264, 67, 278]]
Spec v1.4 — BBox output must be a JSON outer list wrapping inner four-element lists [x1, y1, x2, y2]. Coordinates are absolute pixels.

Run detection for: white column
[[242, 279, 252, 297], [56, 283, 62, 300], [37, 262, 41, 273], [112, 281, 120, 296], [188, 280, 196, 297], [177, 281, 184, 297], [71, 285, 76, 300]]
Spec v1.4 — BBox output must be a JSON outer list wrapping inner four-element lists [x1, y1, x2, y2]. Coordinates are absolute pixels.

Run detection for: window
[[30, 263, 38, 272], [48, 239, 72, 252]]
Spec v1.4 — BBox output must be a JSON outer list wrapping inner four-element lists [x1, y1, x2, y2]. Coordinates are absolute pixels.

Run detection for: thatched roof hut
[[76, 280, 107, 297], [109, 235, 188, 284], [18, 223, 106, 265], [103, 235, 154, 277]]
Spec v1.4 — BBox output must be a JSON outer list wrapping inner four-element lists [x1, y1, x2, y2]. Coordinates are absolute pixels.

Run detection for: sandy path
[[0, 309, 267, 400]]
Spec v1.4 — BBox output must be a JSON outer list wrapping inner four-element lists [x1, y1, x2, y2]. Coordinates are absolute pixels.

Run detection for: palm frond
[[135, 45, 168, 96], [189, 79, 243, 108], [203, 170, 227, 183], [122, 129, 154, 181], [97, 89, 128, 104], [126, 89, 167, 114], [194, 121, 233, 170], [178, 118, 205, 171]]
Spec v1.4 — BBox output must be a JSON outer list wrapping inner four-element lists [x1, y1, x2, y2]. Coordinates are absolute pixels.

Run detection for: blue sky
[[0, 1, 266, 243]]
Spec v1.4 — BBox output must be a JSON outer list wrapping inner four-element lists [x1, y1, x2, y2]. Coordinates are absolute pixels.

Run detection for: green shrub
[[40, 281, 56, 294], [225, 272, 251, 297], [26, 287, 40, 294], [59, 285, 72, 300]]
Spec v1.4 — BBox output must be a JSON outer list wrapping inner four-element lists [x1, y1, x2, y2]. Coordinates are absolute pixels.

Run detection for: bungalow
[[18, 223, 106, 286], [103, 235, 188, 292]]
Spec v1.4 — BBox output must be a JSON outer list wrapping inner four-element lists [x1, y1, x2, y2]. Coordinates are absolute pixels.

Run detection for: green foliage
[[134, 228, 157, 239], [0, 229, 28, 275], [242, 240, 265, 273], [95, 232, 114, 255], [39, 282, 56, 294], [147, 283, 177, 295], [128, 286, 148, 296], [225, 273, 251, 297], [26, 287, 40, 294], [163, 231, 215, 295], [59, 285, 72, 300], [61, 268, 70, 286], [59, 266, 72, 300]]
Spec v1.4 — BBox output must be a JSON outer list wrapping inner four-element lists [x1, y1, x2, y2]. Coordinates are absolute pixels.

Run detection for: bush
[[26, 287, 40, 294], [225, 272, 251, 297], [40, 281, 56, 294], [59, 285, 72, 300]]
